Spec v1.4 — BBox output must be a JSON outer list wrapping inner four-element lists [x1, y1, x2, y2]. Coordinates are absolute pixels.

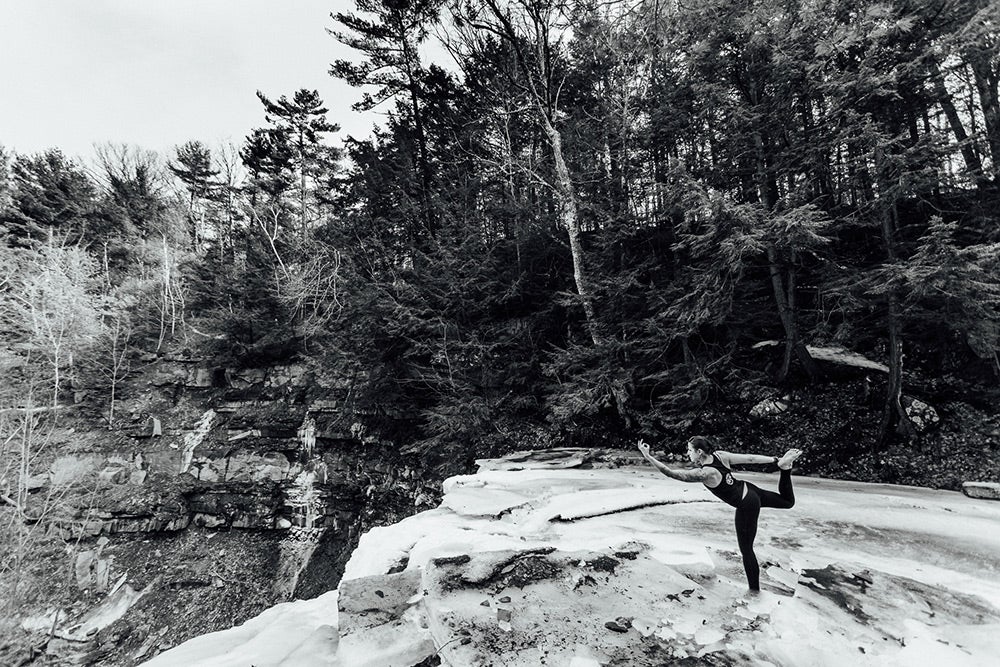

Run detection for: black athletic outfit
[[701, 453, 795, 591]]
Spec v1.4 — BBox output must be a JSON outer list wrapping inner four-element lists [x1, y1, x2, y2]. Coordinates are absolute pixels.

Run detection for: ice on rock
[[149, 451, 1000, 667], [631, 617, 657, 637], [694, 625, 726, 645]]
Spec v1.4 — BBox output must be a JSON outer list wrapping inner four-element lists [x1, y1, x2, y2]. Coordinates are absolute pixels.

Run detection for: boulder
[[962, 482, 1000, 501], [75, 551, 112, 592], [902, 396, 939, 432]]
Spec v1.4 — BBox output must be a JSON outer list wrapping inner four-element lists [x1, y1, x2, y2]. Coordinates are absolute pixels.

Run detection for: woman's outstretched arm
[[638, 441, 715, 484], [715, 451, 778, 467]]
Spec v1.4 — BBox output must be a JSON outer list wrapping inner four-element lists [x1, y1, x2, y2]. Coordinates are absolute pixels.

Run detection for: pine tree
[[331, 0, 444, 236], [169, 141, 220, 247], [254, 89, 339, 239], [1, 150, 97, 245]]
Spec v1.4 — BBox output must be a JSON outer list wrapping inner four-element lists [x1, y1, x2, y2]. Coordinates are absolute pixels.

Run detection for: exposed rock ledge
[[146, 450, 1000, 666]]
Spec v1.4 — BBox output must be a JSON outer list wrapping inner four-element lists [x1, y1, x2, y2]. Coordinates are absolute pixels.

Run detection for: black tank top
[[701, 453, 745, 508]]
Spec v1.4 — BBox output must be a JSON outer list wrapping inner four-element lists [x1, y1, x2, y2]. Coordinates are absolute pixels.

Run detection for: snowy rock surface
[[147, 450, 1000, 666]]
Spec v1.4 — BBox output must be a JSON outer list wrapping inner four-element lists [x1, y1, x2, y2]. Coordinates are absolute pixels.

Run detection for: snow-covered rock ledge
[[146, 450, 1000, 666]]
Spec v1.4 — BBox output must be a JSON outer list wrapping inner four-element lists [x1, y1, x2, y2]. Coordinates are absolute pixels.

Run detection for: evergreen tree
[[254, 89, 340, 239], [1, 150, 97, 245], [169, 140, 220, 247], [332, 0, 445, 236]]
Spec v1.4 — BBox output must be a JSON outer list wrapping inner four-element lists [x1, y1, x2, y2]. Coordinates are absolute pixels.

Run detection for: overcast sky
[[0, 0, 387, 161]]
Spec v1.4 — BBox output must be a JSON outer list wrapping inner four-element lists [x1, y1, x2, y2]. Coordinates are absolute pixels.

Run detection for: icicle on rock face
[[178, 410, 216, 475], [298, 416, 317, 457]]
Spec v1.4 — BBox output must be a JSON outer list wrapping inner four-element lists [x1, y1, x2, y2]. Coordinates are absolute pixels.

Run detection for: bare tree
[[155, 235, 186, 352], [17, 239, 103, 407], [453, 0, 601, 344]]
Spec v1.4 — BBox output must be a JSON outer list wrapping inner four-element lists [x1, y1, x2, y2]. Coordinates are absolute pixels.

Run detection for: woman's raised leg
[[757, 448, 801, 509]]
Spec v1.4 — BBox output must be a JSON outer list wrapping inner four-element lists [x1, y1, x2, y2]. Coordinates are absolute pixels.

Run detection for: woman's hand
[[637, 440, 651, 458]]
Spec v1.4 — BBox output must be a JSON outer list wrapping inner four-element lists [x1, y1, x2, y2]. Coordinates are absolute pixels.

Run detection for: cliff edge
[[147, 449, 1000, 666]]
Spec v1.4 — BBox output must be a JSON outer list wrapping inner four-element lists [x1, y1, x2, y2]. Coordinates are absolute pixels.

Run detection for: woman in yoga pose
[[637, 435, 801, 592]]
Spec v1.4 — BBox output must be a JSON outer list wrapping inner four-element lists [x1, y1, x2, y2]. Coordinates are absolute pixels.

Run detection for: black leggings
[[734, 469, 795, 591]]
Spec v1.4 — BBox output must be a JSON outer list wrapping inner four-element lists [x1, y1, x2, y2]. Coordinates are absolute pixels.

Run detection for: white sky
[[0, 0, 389, 161]]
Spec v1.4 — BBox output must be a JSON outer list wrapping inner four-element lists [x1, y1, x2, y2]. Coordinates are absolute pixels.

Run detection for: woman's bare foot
[[777, 449, 802, 470]]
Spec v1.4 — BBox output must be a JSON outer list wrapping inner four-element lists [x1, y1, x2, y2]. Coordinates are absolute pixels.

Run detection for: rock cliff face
[[148, 449, 1000, 667], [13, 355, 439, 667]]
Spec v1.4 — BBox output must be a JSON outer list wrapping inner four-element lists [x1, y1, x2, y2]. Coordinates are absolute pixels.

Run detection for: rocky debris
[[226, 369, 267, 390], [192, 513, 227, 529], [225, 428, 261, 442], [56, 513, 193, 540], [186, 367, 215, 388], [150, 365, 188, 387], [266, 364, 310, 388], [44, 579, 149, 665], [309, 399, 340, 413], [749, 395, 791, 419], [132, 627, 170, 663], [437, 547, 559, 590], [215, 399, 259, 413], [962, 482, 1000, 500], [604, 617, 631, 633]]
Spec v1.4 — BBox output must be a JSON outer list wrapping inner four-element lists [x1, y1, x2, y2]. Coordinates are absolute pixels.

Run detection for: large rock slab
[[963, 482, 1000, 500], [150, 457, 1000, 667]]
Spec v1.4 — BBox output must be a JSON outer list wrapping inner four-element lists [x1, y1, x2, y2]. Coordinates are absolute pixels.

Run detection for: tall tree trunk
[[545, 112, 635, 426], [299, 127, 308, 240], [542, 114, 600, 347], [755, 129, 819, 382], [766, 247, 820, 382], [395, 11, 433, 238], [930, 60, 985, 180], [875, 168, 916, 452], [878, 290, 916, 451], [968, 52, 1000, 179]]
